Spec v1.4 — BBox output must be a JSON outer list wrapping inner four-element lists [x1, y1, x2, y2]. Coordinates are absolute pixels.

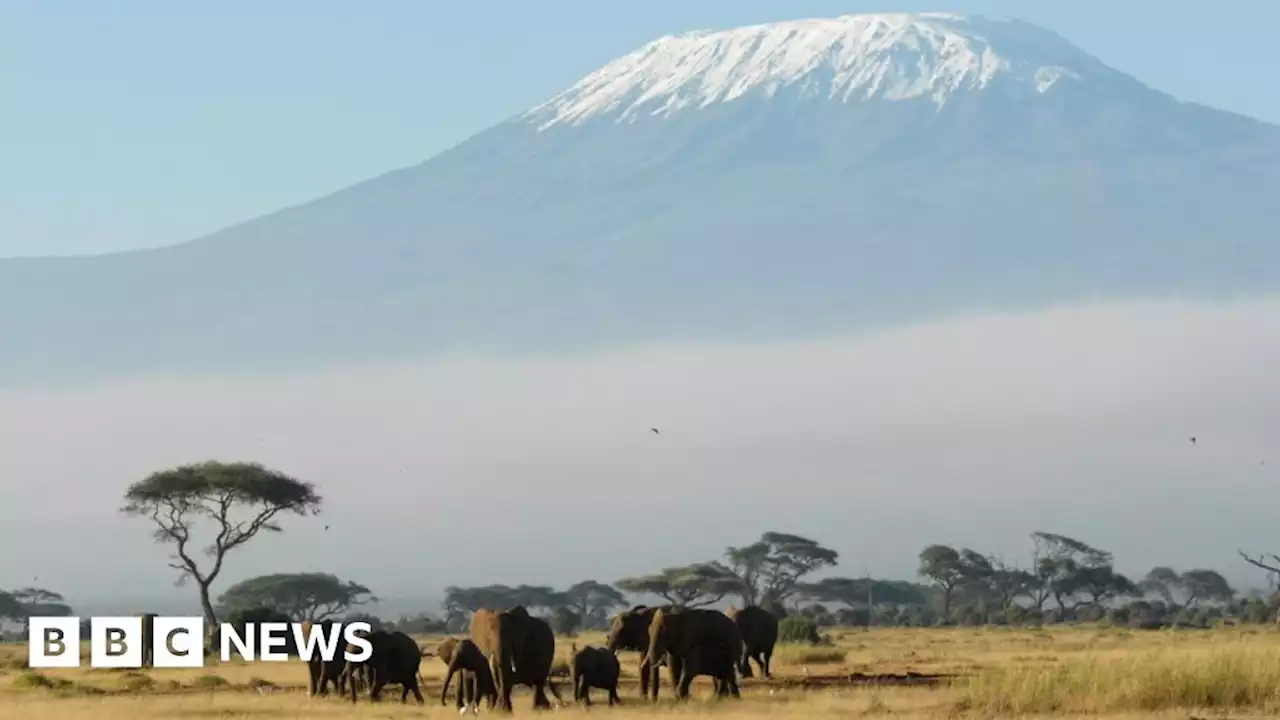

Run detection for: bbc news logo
[[28, 617, 372, 668]]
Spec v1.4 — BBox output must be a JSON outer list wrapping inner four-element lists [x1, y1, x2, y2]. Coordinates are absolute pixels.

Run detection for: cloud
[[1, 297, 1277, 611]]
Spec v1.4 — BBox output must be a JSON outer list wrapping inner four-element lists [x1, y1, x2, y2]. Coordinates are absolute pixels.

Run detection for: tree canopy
[[120, 460, 322, 635], [216, 572, 374, 621], [719, 532, 840, 612], [615, 564, 741, 607]]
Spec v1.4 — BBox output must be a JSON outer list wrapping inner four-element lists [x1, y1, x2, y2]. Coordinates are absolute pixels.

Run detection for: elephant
[[300, 620, 348, 697], [726, 605, 778, 678], [570, 643, 621, 707], [606, 604, 681, 700], [346, 630, 424, 704], [673, 641, 739, 697], [644, 607, 743, 701], [470, 605, 565, 712], [438, 636, 498, 714]]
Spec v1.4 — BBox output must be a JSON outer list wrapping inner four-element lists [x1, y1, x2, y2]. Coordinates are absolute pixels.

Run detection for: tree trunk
[[198, 582, 219, 655]]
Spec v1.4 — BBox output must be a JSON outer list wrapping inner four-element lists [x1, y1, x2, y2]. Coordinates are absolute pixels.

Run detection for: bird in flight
[[650, 428, 660, 435], [1189, 437, 1196, 444]]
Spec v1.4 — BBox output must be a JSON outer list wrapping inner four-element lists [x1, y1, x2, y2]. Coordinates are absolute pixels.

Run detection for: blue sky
[[3, 0, 1277, 258]]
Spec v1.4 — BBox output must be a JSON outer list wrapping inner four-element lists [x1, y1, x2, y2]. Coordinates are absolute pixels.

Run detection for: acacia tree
[[917, 545, 966, 618], [120, 461, 322, 639], [615, 564, 741, 607], [1029, 532, 1113, 614], [1141, 567, 1235, 612], [0, 591, 25, 632], [216, 573, 374, 621], [441, 584, 570, 628], [955, 551, 1034, 614], [562, 580, 629, 628], [8, 588, 72, 633], [718, 532, 840, 612]]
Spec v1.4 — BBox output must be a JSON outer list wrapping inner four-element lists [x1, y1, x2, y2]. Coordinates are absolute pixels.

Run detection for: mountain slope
[[2, 13, 1279, 387]]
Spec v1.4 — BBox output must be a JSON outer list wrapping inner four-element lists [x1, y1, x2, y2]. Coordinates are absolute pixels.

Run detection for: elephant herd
[[304, 603, 779, 713]]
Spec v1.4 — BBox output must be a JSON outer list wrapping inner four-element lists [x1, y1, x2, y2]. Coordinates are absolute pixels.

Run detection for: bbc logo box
[[28, 616, 206, 669]]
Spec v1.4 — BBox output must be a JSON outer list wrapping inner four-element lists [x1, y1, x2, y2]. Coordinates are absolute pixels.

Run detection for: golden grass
[[2, 625, 1280, 718], [957, 644, 1280, 714]]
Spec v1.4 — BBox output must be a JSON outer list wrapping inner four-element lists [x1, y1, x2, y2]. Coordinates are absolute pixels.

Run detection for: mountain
[[3, 12, 1278, 387]]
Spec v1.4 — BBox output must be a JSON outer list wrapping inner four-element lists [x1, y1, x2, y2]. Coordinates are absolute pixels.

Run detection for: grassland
[[4, 625, 1280, 718]]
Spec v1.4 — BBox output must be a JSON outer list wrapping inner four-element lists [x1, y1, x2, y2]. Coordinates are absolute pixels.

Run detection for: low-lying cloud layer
[[2, 297, 1277, 613]]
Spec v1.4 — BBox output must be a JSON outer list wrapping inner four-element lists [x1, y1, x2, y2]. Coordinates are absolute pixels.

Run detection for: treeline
[[8, 529, 1280, 641], [211, 531, 1280, 637]]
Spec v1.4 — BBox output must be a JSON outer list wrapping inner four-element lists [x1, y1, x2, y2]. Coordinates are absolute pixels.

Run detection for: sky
[[3, 0, 1279, 258], [1, 298, 1277, 613]]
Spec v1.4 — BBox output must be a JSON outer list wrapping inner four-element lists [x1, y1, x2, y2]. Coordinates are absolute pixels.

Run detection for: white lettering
[[342, 622, 373, 662], [152, 617, 204, 669], [291, 622, 342, 662], [259, 622, 290, 661], [28, 617, 81, 668], [219, 623, 255, 662]]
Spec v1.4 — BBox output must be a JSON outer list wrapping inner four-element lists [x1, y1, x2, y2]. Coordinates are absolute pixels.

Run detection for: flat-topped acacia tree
[[120, 460, 322, 639]]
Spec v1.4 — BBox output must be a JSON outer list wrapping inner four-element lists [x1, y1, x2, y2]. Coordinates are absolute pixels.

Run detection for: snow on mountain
[[524, 13, 1127, 130], [1, 12, 1278, 387]]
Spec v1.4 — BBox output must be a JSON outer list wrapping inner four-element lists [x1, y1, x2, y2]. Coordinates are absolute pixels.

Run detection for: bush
[[778, 615, 821, 644], [13, 671, 54, 689], [191, 674, 229, 689], [121, 672, 155, 692]]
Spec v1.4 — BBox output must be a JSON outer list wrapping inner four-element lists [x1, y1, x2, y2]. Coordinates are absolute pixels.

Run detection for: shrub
[[778, 615, 821, 644], [121, 672, 155, 692], [13, 671, 54, 689], [191, 674, 229, 689]]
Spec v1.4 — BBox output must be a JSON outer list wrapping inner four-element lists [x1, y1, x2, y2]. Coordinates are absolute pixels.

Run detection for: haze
[[2, 298, 1276, 614]]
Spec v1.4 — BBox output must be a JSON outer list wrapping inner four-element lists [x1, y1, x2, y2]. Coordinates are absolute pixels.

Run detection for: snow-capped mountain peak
[[523, 12, 1121, 130]]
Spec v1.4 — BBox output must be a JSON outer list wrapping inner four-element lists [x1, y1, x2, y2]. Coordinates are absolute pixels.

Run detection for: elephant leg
[[666, 656, 682, 699], [638, 658, 650, 698], [739, 647, 754, 679], [547, 677, 565, 706], [532, 679, 552, 710], [471, 674, 483, 712], [489, 654, 511, 712], [307, 660, 321, 697], [677, 667, 694, 700], [764, 648, 773, 678]]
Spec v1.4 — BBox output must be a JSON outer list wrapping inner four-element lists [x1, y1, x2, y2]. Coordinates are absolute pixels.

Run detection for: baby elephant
[[437, 637, 497, 715], [570, 644, 621, 707]]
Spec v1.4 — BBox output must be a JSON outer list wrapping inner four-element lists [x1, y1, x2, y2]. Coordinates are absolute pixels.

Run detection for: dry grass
[[2, 625, 1280, 718]]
